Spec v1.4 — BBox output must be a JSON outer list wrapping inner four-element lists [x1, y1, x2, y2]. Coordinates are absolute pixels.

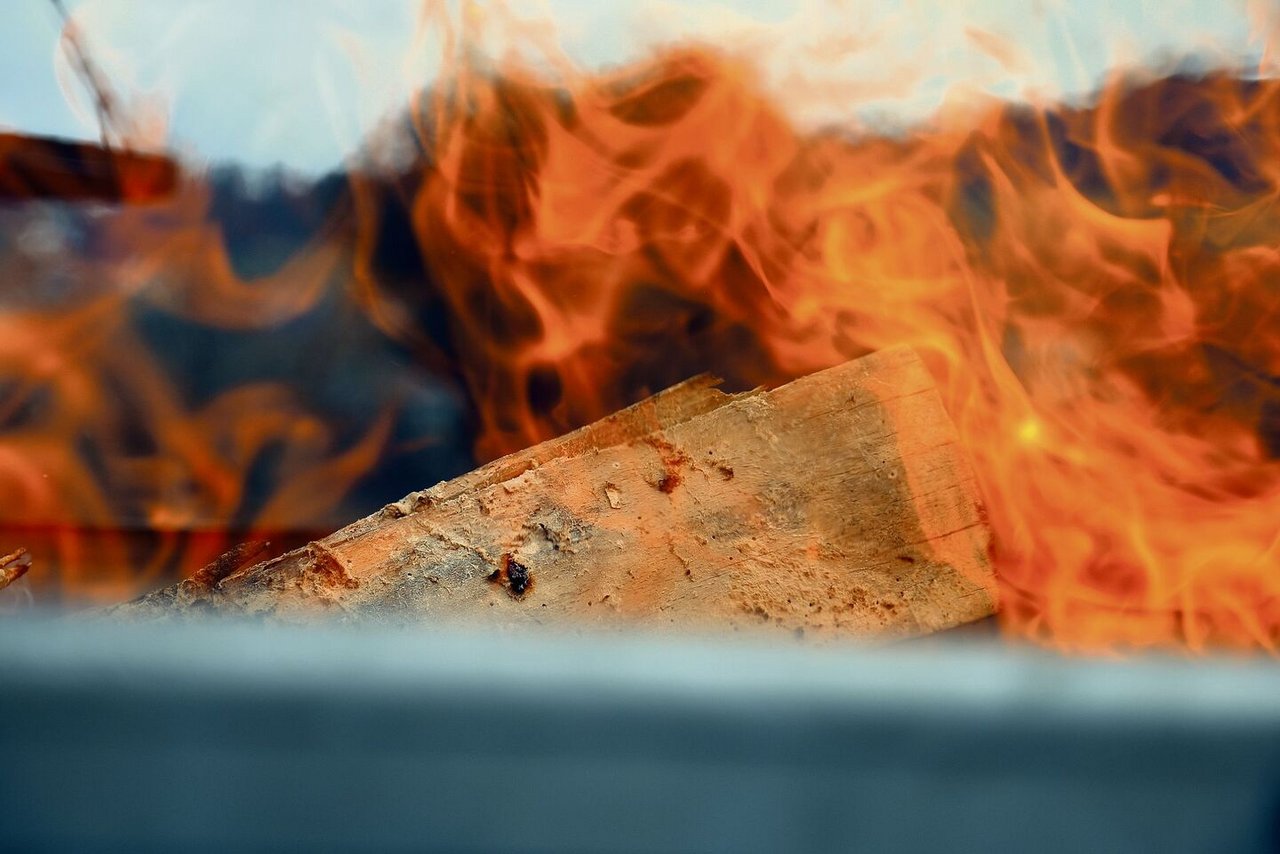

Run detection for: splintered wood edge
[[359, 374, 750, 532]]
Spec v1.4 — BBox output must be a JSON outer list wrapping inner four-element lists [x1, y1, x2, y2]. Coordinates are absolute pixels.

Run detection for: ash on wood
[[117, 347, 997, 640]]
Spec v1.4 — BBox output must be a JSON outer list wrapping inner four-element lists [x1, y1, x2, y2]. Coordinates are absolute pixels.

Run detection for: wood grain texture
[[116, 347, 997, 640]]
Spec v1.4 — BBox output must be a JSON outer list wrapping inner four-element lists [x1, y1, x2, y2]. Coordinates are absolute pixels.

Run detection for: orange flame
[[7, 5, 1280, 652], [351, 30, 1280, 651], [0, 164, 400, 604]]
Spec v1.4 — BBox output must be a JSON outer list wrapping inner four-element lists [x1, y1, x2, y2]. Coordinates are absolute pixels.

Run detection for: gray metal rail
[[1, 616, 1278, 852]]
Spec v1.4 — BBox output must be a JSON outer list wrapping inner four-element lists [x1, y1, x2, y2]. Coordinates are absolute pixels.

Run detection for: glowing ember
[[5, 5, 1280, 651]]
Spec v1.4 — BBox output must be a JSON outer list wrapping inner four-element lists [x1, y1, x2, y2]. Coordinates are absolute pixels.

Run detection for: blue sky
[[1, 0, 1266, 173]]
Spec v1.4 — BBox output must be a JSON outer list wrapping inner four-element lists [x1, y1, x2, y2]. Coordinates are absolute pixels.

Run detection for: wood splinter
[[115, 347, 998, 640], [0, 549, 32, 593]]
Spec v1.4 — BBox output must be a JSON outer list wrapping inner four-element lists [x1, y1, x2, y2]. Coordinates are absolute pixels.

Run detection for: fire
[[352, 32, 1280, 652], [0, 170, 391, 602], [6, 4, 1280, 650]]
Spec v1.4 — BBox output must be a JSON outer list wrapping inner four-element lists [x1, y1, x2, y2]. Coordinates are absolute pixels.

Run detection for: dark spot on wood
[[506, 556, 531, 595], [717, 464, 734, 480], [657, 470, 682, 493], [897, 554, 916, 564], [488, 553, 533, 598]]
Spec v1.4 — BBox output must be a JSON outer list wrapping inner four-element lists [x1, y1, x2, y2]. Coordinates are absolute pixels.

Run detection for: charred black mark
[[488, 553, 533, 599], [507, 556, 531, 595]]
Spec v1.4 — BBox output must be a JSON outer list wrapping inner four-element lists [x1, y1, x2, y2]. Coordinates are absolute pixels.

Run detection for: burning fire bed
[[5, 3, 1280, 852]]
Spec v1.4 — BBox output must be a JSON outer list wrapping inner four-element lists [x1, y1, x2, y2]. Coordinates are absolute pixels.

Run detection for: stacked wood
[[115, 347, 997, 640]]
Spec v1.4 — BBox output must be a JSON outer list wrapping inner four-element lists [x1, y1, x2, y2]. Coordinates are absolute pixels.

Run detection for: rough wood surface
[[0, 549, 30, 592], [116, 347, 997, 640]]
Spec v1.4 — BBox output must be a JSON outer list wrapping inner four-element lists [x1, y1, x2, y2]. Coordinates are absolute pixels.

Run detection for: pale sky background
[[1, 0, 1270, 173]]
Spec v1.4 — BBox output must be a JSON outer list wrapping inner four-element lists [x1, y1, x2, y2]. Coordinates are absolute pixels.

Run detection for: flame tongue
[[355, 49, 1280, 651]]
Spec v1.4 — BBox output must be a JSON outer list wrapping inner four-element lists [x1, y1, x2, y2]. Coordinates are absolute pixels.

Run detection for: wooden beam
[[116, 347, 997, 640]]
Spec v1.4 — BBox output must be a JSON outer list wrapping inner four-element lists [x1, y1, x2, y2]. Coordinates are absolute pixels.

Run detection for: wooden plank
[[116, 347, 996, 640]]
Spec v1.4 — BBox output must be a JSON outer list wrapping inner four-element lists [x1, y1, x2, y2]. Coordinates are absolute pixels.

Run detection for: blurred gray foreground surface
[[1, 616, 1279, 853]]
